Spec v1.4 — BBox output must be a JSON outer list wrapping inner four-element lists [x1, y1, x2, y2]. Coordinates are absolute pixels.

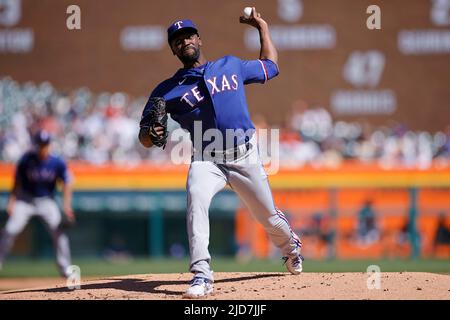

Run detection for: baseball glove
[[140, 97, 168, 149], [59, 215, 76, 230]]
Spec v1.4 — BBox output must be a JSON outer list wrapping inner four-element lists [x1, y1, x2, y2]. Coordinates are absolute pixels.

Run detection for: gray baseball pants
[[0, 197, 72, 277], [187, 134, 301, 281]]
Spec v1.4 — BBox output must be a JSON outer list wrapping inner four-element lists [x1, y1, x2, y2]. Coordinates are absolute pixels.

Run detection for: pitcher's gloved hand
[[140, 97, 168, 149]]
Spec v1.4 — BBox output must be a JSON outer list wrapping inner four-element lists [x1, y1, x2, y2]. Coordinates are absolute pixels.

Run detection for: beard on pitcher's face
[[178, 45, 200, 64]]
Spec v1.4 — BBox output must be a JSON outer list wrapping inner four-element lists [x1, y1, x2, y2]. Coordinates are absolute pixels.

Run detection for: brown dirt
[[1, 272, 449, 300]]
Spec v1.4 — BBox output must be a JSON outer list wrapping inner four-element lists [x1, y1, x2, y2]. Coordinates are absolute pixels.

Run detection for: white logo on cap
[[174, 21, 183, 29]]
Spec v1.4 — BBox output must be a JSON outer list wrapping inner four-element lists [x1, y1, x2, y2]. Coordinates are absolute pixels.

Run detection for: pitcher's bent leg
[[227, 157, 301, 257]]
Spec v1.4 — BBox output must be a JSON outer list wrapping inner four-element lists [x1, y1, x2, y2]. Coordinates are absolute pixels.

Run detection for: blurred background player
[[0, 130, 75, 278]]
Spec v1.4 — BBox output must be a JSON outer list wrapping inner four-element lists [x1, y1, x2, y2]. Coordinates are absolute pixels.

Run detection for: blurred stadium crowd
[[1, 77, 449, 168]]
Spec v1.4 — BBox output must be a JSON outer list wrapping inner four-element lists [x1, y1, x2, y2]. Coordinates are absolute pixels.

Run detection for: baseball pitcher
[[0, 130, 75, 278], [139, 8, 303, 298]]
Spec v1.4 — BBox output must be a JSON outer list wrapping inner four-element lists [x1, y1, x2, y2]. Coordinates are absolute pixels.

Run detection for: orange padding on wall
[[1, 161, 450, 190]]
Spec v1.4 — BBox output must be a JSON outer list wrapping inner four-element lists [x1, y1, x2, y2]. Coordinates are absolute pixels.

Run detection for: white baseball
[[243, 7, 253, 18]]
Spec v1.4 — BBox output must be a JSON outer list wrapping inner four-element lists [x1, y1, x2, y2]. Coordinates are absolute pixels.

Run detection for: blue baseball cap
[[167, 19, 199, 44], [33, 130, 52, 146]]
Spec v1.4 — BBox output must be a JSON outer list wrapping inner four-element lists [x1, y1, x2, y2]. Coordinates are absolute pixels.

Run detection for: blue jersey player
[[139, 7, 303, 298], [0, 130, 75, 278]]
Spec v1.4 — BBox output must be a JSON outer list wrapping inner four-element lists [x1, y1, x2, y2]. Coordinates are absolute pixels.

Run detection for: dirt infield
[[1, 272, 449, 300]]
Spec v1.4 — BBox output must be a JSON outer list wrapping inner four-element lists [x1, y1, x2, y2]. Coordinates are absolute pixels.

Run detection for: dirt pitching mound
[[1, 272, 449, 300]]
